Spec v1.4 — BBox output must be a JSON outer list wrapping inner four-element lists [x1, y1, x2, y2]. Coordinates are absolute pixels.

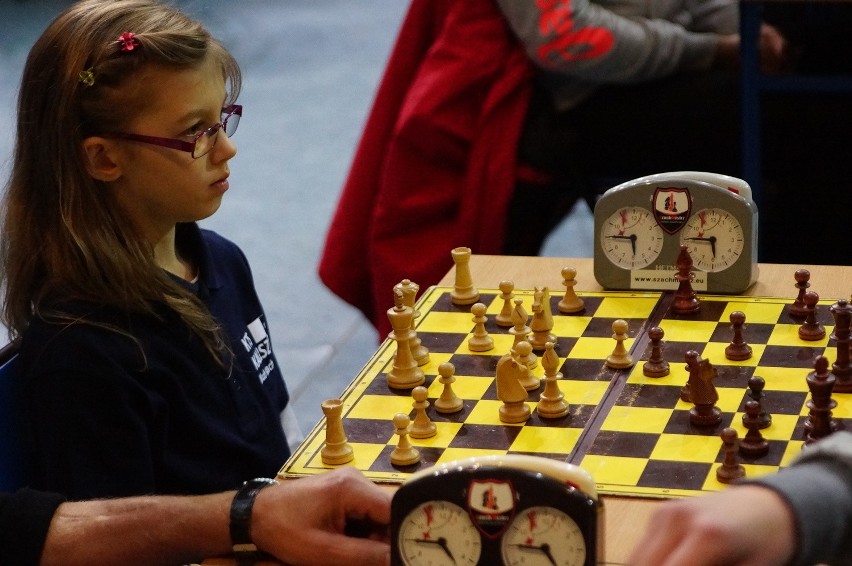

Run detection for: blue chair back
[[0, 341, 24, 491]]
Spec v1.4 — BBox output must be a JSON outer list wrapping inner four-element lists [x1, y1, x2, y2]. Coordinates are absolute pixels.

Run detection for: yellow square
[[406, 423, 463, 448], [305, 442, 385, 472], [417, 352, 454, 376], [348, 395, 412, 419], [729, 413, 799, 441], [716, 387, 746, 413], [437, 447, 508, 464], [650, 434, 720, 463], [768, 324, 829, 347], [833, 393, 852, 418], [427, 375, 492, 400], [510, 426, 580, 454], [595, 296, 658, 319], [417, 311, 474, 334], [551, 316, 592, 338], [600, 406, 672, 434], [780, 441, 805, 466], [466, 399, 534, 426], [754, 366, 810, 392], [569, 336, 632, 359], [579, 454, 647, 486], [720, 300, 785, 325], [561, 380, 610, 406]]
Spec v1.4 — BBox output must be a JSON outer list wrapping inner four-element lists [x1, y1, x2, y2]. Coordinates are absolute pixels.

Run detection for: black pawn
[[725, 311, 752, 361], [805, 355, 838, 444], [739, 400, 769, 457], [672, 245, 700, 315], [745, 375, 771, 429], [716, 427, 746, 484], [789, 269, 810, 319], [830, 299, 852, 392], [643, 326, 670, 377], [798, 291, 825, 341]]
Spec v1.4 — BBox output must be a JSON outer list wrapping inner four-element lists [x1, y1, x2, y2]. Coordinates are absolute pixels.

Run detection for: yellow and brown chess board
[[281, 286, 851, 498]]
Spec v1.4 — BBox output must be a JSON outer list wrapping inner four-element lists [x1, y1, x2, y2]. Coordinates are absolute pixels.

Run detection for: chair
[[0, 339, 24, 491]]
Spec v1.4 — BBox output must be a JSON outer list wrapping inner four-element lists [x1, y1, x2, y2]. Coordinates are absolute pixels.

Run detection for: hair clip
[[78, 68, 96, 87], [117, 32, 140, 52]]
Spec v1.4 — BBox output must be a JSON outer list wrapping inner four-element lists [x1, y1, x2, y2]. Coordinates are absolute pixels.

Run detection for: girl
[[1, 0, 298, 499]]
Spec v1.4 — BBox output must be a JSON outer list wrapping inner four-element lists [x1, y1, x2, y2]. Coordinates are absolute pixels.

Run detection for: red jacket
[[318, 0, 533, 337]]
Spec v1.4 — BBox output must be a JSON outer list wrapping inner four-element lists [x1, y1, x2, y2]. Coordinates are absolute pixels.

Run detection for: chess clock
[[593, 171, 758, 293], [391, 454, 603, 566]]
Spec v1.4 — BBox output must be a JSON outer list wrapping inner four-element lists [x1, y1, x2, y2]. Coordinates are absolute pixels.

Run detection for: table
[[209, 255, 852, 565]]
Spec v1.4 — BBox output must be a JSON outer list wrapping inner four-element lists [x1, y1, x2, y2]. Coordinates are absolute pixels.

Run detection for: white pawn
[[468, 302, 494, 352], [606, 319, 634, 369], [495, 280, 515, 327], [409, 386, 437, 439], [558, 266, 585, 313], [434, 362, 463, 414], [390, 413, 420, 466], [512, 340, 540, 379]]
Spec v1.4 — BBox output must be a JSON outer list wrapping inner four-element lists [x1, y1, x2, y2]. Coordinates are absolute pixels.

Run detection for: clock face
[[680, 208, 744, 272], [397, 501, 482, 566], [501, 506, 587, 566], [600, 207, 665, 269]]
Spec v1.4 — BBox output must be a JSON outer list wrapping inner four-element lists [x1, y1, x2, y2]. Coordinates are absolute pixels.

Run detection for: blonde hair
[[1, 0, 241, 361]]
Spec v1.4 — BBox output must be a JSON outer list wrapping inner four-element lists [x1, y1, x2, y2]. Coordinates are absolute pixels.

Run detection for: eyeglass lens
[[193, 109, 241, 158]]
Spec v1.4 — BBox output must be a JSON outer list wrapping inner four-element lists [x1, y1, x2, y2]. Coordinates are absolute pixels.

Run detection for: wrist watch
[[230, 477, 279, 563]]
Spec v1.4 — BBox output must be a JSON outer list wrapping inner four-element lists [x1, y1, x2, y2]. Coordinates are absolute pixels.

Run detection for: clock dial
[[600, 207, 665, 269], [501, 506, 587, 566], [680, 208, 744, 272], [398, 501, 481, 566]]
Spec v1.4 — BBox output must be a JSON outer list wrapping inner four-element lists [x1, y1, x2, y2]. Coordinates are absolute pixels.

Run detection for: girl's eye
[[184, 122, 207, 137]]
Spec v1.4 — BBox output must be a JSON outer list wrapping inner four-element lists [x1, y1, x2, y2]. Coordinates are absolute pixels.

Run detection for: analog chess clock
[[593, 171, 758, 293], [391, 454, 602, 566]]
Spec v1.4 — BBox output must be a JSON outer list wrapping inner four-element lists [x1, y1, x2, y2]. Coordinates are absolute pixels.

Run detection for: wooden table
[[209, 256, 851, 565]]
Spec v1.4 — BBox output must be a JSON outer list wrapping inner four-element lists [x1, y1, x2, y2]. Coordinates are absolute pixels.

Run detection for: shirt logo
[[239, 317, 275, 384]]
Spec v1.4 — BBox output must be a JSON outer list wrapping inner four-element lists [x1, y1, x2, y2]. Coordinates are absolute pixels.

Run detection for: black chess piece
[[739, 400, 769, 457], [716, 427, 746, 484], [805, 355, 838, 444], [725, 311, 752, 361], [643, 326, 670, 377], [745, 375, 771, 429], [798, 291, 826, 341]]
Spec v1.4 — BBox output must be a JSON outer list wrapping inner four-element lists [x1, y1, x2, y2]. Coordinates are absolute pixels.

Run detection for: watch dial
[[600, 207, 665, 269], [680, 208, 744, 272], [398, 501, 481, 566], [501, 506, 587, 566]]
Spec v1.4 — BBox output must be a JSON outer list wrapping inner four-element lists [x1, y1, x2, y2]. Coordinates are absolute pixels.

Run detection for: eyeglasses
[[105, 104, 242, 159]]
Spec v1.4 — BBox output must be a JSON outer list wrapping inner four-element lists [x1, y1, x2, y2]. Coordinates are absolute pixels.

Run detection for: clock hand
[[511, 542, 557, 565], [409, 537, 456, 563], [684, 236, 718, 258], [606, 234, 638, 256]]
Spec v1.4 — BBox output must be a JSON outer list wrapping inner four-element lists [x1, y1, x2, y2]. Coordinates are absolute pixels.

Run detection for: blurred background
[[0, 0, 593, 435]]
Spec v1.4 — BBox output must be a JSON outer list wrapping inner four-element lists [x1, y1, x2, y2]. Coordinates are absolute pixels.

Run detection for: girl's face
[[106, 56, 237, 244]]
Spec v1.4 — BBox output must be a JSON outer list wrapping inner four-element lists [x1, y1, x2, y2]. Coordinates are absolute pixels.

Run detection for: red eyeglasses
[[105, 104, 242, 159]]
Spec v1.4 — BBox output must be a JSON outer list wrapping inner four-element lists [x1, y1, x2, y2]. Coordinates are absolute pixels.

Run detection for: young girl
[[1, 0, 299, 499]]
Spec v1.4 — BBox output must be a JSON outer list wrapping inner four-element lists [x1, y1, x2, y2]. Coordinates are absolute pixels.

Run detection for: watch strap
[[230, 477, 279, 555]]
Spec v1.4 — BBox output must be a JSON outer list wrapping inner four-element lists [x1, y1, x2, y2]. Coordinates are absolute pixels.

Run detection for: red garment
[[318, 0, 533, 338]]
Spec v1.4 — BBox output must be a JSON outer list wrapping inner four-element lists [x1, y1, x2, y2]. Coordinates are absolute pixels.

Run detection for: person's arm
[[39, 466, 392, 566], [627, 432, 852, 566]]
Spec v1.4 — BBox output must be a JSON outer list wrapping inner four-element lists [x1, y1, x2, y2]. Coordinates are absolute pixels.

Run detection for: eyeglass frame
[[103, 104, 242, 159]]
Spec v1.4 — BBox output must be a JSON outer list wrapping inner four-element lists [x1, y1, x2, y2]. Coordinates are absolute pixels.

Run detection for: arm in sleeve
[[494, 0, 722, 82], [748, 432, 852, 566], [0, 489, 65, 566]]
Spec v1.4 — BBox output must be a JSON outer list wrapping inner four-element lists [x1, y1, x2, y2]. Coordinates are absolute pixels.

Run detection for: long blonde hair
[[1, 0, 241, 360]]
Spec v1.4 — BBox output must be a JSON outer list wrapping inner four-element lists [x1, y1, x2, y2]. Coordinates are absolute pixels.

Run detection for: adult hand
[[758, 23, 789, 74], [252, 467, 392, 566], [626, 484, 796, 566]]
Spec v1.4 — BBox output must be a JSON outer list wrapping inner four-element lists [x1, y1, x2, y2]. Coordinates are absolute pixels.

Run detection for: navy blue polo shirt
[[18, 223, 290, 499]]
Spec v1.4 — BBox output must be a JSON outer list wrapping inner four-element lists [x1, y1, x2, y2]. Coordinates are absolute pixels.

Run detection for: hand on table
[[251, 467, 392, 566], [626, 484, 796, 566]]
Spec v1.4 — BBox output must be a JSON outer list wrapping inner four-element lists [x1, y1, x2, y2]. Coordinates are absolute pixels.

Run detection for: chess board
[[281, 286, 851, 498]]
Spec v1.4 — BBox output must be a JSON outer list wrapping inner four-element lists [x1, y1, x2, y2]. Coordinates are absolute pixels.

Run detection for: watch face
[[600, 207, 665, 269], [397, 501, 482, 566], [680, 208, 744, 272], [501, 506, 587, 566]]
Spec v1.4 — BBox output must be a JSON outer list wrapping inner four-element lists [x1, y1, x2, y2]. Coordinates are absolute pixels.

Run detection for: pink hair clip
[[117, 32, 140, 52]]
